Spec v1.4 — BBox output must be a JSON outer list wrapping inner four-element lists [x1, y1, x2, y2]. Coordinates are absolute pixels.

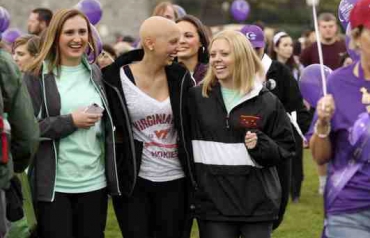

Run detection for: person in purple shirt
[[310, 1, 370, 237]]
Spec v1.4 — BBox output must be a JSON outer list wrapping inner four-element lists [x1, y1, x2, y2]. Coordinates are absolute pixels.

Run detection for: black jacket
[[265, 59, 312, 228], [102, 49, 196, 196], [266, 60, 311, 133], [188, 82, 295, 222]]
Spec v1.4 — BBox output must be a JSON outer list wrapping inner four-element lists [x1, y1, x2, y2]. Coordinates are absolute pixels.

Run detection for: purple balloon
[[345, 23, 360, 61], [174, 4, 187, 18], [2, 28, 22, 45], [338, 0, 358, 30], [349, 112, 370, 146], [87, 24, 102, 62], [230, 0, 250, 22], [0, 7, 10, 32], [76, 0, 102, 25], [299, 64, 332, 108]]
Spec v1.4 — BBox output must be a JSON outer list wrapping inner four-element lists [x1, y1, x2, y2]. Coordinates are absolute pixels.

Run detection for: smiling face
[[58, 15, 89, 66], [156, 29, 181, 66], [209, 38, 234, 83], [274, 36, 293, 61], [177, 21, 201, 61], [13, 44, 34, 72]]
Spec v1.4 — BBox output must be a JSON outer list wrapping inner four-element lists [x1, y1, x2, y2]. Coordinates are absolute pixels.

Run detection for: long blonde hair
[[202, 30, 264, 97], [27, 8, 97, 75]]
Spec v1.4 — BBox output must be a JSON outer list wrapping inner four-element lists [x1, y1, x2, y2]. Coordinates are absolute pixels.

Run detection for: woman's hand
[[316, 95, 335, 124], [71, 109, 102, 129], [245, 131, 258, 149]]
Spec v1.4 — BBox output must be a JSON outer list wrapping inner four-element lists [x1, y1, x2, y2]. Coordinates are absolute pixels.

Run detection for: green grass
[[106, 150, 324, 238]]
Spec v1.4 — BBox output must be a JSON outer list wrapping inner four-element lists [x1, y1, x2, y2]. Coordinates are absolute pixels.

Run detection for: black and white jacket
[[188, 81, 295, 222]]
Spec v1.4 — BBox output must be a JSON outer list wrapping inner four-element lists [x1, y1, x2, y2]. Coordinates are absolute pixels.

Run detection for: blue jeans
[[326, 209, 370, 238]]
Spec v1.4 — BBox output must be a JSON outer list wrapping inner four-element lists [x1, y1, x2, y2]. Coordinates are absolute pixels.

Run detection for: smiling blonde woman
[[188, 30, 295, 238]]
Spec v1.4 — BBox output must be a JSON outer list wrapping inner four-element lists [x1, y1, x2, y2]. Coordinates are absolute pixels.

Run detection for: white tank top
[[120, 68, 185, 182]]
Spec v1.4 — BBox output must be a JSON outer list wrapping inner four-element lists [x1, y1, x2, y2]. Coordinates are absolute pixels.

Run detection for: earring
[[87, 42, 95, 53], [201, 46, 205, 53]]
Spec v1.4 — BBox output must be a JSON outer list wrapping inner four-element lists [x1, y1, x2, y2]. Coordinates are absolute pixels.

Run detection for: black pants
[[198, 220, 272, 238], [112, 177, 186, 238], [291, 130, 304, 199], [37, 188, 108, 238]]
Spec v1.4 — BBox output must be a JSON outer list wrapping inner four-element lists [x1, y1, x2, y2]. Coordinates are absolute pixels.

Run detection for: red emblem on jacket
[[239, 115, 260, 129]]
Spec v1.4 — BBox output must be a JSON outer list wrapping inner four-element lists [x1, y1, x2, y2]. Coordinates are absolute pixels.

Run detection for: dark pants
[[37, 188, 108, 238], [291, 131, 304, 200], [198, 220, 272, 238], [112, 177, 186, 238]]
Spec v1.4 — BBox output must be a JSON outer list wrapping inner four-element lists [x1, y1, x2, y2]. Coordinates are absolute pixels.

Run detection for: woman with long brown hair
[[176, 15, 209, 85], [24, 8, 119, 238]]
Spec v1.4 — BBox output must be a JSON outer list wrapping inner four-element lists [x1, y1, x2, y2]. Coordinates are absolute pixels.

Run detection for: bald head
[[140, 16, 180, 51]]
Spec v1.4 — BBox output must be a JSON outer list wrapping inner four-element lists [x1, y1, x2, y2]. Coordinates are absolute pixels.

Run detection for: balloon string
[[312, 3, 328, 96]]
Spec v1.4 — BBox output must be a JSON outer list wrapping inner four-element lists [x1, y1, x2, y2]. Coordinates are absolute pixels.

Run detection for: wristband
[[314, 121, 331, 138]]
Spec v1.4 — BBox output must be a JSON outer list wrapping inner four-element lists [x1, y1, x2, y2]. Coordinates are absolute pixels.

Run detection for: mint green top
[[221, 87, 244, 113], [54, 63, 106, 193]]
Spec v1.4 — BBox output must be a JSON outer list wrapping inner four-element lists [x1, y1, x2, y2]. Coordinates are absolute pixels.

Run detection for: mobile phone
[[84, 103, 105, 114]]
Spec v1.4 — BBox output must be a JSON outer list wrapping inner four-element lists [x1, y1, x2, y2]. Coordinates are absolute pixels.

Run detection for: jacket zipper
[[41, 75, 58, 202], [179, 72, 198, 190], [223, 87, 261, 130], [91, 75, 121, 196], [105, 82, 138, 195]]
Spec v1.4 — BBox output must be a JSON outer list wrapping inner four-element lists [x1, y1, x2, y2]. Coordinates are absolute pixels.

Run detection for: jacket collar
[[212, 78, 265, 109], [262, 54, 273, 76]]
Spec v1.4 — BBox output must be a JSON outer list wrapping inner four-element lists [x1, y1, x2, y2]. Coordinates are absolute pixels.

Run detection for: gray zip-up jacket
[[24, 59, 120, 201]]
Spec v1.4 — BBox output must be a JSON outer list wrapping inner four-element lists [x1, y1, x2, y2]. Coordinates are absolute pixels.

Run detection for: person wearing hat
[[240, 25, 311, 227], [310, 0, 370, 237]]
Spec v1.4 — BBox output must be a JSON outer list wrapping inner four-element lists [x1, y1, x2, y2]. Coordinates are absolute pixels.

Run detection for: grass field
[[105, 149, 324, 238]]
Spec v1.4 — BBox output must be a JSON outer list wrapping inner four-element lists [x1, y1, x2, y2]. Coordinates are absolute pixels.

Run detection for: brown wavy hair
[[13, 35, 41, 57], [26, 8, 97, 75]]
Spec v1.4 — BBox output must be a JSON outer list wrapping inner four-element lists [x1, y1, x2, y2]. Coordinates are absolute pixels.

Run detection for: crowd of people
[[0, 0, 370, 238]]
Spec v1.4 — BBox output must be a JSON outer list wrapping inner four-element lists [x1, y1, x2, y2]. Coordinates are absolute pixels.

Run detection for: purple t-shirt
[[308, 63, 370, 215]]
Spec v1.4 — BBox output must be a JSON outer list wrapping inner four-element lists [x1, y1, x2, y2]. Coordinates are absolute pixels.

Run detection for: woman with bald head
[[102, 16, 196, 238]]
